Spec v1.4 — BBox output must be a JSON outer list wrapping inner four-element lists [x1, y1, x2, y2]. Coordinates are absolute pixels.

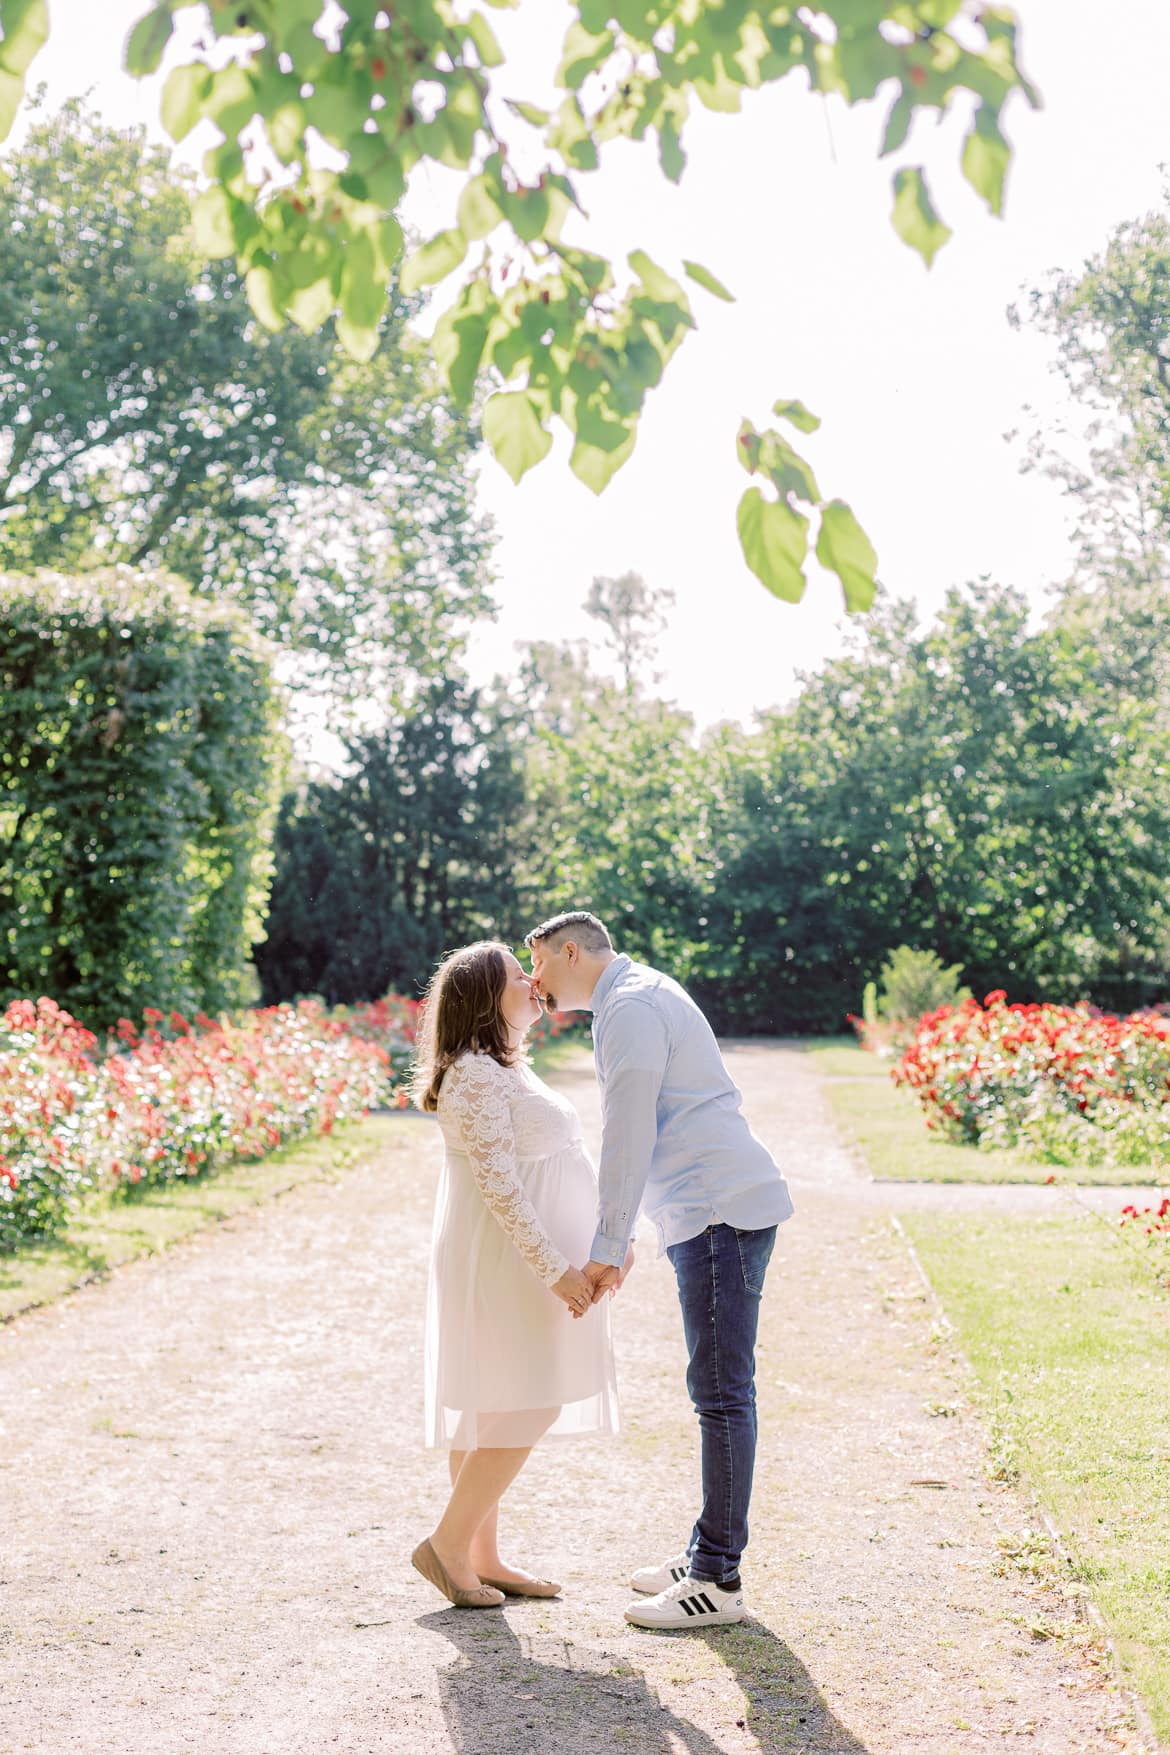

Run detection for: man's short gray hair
[[524, 910, 613, 953]]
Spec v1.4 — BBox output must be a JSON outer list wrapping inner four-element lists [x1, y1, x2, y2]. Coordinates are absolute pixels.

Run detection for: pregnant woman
[[410, 940, 625, 1609]]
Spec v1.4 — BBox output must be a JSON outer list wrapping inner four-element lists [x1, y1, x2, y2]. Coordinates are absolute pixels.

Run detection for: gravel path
[[0, 1042, 1153, 1754]]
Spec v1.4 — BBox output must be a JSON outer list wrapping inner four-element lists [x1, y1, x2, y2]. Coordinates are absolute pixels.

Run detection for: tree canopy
[[0, 0, 1039, 611], [0, 96, 495, 709]]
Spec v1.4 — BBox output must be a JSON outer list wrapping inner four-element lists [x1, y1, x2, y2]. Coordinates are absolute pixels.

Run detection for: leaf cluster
[[2, 0, 1040, 607]]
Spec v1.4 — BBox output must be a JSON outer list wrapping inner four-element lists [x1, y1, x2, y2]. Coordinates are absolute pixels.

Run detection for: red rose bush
[[0, 995, 414, 1250], [893, 991, 1170, 1167]]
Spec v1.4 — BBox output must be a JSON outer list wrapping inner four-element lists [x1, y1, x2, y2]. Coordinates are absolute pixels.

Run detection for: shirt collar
[[588, 953, 630, 1013]]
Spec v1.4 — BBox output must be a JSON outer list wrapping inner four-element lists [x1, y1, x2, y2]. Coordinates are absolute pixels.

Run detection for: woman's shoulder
[[439, 1051, 516, 1095]]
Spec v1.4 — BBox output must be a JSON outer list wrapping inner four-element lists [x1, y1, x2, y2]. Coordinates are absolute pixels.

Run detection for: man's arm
[[588, 998, 669, 1271]]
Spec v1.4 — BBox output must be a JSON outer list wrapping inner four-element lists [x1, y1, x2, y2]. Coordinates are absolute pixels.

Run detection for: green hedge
[[0, 567, 286, 1029]]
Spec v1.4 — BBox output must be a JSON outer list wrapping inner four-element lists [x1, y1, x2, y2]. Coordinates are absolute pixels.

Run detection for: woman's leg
[[431, 1410, 557, 1588], [429, 1446, 534, 1588]]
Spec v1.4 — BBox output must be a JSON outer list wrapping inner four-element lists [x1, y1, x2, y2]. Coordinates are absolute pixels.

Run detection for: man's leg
[[668, 1222, 776, 1590]]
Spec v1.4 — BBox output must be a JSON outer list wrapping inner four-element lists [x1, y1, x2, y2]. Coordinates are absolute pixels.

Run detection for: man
[[525, 911, 793, 1630]]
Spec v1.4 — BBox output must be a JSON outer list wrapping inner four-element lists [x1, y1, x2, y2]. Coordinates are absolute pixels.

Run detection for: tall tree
[[256, 675, 533, 1005], [1013, 198, 1170, 585], [0, 98, 495, 709], [703, 585, 1170, 1029], [584, 570, 676, 694], [2, 1, 1040, 610]]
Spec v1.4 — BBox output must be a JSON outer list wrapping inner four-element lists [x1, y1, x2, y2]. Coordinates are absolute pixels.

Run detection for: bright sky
[[14, 1, 1170, 726]]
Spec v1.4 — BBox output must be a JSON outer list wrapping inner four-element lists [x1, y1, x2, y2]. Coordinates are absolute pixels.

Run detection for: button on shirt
[[587, 955, 794, 1266]]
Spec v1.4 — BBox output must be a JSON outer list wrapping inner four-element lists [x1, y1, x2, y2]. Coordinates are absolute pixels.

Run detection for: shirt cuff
[[589, 1229, 628, 1269]]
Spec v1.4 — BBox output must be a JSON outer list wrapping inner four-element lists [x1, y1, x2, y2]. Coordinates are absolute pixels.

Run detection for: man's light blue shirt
[[587, 955, 794, 1267]]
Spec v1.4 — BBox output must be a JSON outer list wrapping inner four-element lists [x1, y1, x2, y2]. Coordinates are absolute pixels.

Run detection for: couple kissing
[[409, 910, 793, 1629]]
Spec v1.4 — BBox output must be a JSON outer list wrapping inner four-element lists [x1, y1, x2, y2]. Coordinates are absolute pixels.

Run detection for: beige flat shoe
[[411, 1538, 504, 1609], [478, 1573, 562, 1599]]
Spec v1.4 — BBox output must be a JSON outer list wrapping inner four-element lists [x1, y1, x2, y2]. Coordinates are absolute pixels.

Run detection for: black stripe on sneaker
[[679, 1596, 697, 1615], [671, 1565, 687, 1581], [696, 1592, 717, 1614]]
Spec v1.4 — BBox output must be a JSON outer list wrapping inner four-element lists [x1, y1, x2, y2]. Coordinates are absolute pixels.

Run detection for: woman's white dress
[[425, 1051, 621, 1450]]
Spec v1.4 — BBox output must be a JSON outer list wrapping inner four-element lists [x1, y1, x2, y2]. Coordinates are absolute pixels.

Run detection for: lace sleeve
[[443, 1056, 570, 1288]]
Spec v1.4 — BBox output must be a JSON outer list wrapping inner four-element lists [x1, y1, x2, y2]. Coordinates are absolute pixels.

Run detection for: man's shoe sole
[[624, 1605, 746, 1630]]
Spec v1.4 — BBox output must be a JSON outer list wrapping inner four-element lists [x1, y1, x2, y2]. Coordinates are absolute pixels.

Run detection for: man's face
[[529, 937, 570, 1013]]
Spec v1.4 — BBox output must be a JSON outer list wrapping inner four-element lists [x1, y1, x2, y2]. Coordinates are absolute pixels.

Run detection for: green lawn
[[0, 1114, 430, 1323], [807, 1040, 1169, 1186], [903, 1207, 1170, 1744]]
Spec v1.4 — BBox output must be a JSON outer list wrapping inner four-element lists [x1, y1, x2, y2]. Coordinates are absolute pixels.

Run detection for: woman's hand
[[552, 1264, 593, 1318]]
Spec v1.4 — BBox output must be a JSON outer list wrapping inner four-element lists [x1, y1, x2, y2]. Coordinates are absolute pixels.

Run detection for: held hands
[[559, 1248, 637, 1319], [551, 1264, 593, 1317]]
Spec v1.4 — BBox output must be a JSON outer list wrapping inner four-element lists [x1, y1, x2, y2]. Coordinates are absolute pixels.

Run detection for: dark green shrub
[[0, 566, 285, 1029]]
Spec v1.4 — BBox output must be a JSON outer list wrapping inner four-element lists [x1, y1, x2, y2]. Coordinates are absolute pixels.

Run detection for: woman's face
[[498, 951, 542, 1037]]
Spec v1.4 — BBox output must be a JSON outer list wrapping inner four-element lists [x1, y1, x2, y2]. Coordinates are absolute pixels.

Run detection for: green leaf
[[548, 94, 598, 172], [739, 421, 821, 503], [556, 21, 614, 90], [372, 215, 404, 278], [506, 99, 550, 126], [0, 0, 48, 76], [465, 11, 504, 67], [433, 300, 494, 407], [335, 315, 380, 362], [658, 115, 685, 183], [399, 228, 467, 295], [482, 391, 552, 484], [771, 398, 820, 434], [570, 424, 637, 494], [190, 185, 236, 258], [457, 173, 503, 241], [891, 166, 952, 267], [202, 61, 257, 135], [629, 249, 690, 309], [244, 265, 286, 332], [0, 63, 21, 139], [737, 488, 809, 602], [286, 273, 335, 333], [161, 61, 211, 143], [500, 183, 553, 244], [962, 103, 1010, 216], [914, 0, 963, 23], [267, 99, 306, 162], [880, 89, 913, 157], [124, 4, 174, 77], [341, 233, 384, 330], [816, 498, 879, 612], [683, 260, 735, 302]]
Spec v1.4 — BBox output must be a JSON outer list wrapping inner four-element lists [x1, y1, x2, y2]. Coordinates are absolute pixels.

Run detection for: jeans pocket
[[733, 1225, 776, 1296]]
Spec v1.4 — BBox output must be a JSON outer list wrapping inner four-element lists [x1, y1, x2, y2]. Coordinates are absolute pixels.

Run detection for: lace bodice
[[436, 1054, 583, 1287]]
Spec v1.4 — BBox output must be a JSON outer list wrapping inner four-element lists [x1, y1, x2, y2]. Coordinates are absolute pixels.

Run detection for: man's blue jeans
[[665, 1222, 777, 1588]]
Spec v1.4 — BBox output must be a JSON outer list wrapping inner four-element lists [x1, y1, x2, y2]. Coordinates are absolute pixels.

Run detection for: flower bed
[[0, 996, 405, 1250], [329, 993, 420, 1086], [893, 991, 1170, 1167]]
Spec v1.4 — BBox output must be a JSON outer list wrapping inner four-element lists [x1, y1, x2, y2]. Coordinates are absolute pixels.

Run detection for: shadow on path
[[420, 1608, 871, 1754], [699, 1618, 872, 1753]]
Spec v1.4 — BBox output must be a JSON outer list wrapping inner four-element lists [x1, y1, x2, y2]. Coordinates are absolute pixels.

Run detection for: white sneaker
[[623, 1574, 746, 1630], [629, 1549, 692, 1595]]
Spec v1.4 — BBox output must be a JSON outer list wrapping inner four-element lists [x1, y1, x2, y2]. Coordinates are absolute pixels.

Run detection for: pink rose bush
[[328, 993, 420, 1085], [893, 991, 1170, 1167], [0, 995, 412, 1249]]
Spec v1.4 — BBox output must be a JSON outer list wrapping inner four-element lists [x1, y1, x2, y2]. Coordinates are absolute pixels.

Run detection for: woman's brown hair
[[410, 940, 523, 1113]]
